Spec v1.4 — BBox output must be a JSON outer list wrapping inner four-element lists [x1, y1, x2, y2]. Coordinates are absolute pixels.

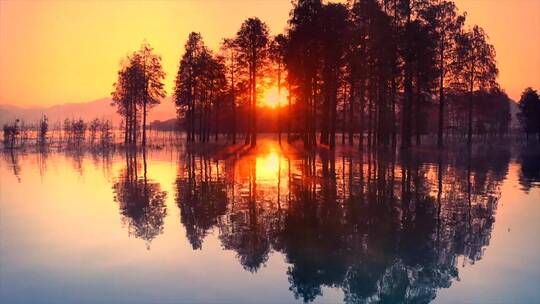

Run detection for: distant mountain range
[[0, 97, 176, 126]]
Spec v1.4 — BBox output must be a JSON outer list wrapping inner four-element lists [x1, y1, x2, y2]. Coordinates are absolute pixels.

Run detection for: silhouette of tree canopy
[[112, 42, 166, 146], [175, 32, 227, 143], [420, 0, 465, 148], [453, 25, 498, 145], [104, 0, 512, 150], [235, 17, 270, 147], [517, 87, 540, 142], [269, 33, 288, 144]]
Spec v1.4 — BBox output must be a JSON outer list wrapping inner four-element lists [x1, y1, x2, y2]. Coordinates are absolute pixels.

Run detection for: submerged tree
[[235, 17, 270, 147], [112, 42, 165, 146], [39, 115, 48, 145], [421, 0, 465, 148], [517, 87, 540, 141], [453, 25, 498, 146], [221, 38, 242, 144], [286, 0, 324, 149], [319, 3, 350, 149], [2, 119, 20, 149], [269, 34, 288, 144], [136, 42, 167, 147], [175, 32, 227, 143]]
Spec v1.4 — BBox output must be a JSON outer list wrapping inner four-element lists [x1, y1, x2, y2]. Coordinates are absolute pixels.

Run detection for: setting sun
[[260, 86, 288, 108]]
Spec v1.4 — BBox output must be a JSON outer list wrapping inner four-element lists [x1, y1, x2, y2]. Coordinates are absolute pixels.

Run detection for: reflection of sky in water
[[0, 139, 539, 304]]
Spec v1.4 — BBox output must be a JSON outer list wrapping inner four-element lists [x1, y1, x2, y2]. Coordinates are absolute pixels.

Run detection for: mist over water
[[1, 137, 539, 303]]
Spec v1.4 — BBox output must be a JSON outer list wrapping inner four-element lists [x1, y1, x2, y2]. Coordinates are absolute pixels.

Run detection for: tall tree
[[235, 17, 270, 147], [221, 38, 242, 144], [421, 1, 464, 148], [269, 34, 288, 145], [135, 42, 166, 147], [286, 0, 323, 149], [454, 25, 498, 146], [319, 3, 350, 149], [175, 33, 203, 142], [112, 54, 143, 145], [112, 43, 165, 146], [517, 87, 540, 141]]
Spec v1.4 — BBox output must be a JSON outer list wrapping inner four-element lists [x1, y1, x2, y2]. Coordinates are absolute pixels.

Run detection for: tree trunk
[[277, 62, 282, 144], [142, 101, 147, 147], [401, 68, 412, 149], [437, 43, 445, 149], [359, 78, 365, 152], [467, 61, 475, 147], [348, 81, 354, 146], [287, 82, 292, 143], [251, 59, 257, 147]]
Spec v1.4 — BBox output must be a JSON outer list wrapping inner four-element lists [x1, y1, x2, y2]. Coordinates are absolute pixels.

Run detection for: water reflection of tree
[[218, 157, 273, 272], [175, 153, 228, 250], [518, 147, 540, 192], [112, 148, 167, 249], [174, 146, 509, 302], [5, 149, 22, 182]]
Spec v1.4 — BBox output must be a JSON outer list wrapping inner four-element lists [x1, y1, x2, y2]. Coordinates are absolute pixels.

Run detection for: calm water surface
[[1, 138, 539, 303]]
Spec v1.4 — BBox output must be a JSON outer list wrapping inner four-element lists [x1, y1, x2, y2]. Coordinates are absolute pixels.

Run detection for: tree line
[[98, 0, 540, 149]]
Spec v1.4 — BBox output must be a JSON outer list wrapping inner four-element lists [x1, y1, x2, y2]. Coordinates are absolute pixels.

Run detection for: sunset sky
[[0, 0, 539, 107]]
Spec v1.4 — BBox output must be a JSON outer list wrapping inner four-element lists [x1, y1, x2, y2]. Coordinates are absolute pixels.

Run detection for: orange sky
[[0, 0, 538, 107]]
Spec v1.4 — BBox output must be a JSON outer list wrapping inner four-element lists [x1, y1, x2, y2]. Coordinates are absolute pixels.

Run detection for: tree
[[235, 17, 270, 147], [270, 34, 288, 144], [112, 54, 144, 145], [221, 38, 242, 144], [175, 32, 205, 142], [3, 119, 20, 149], [286, 0, 323, 149], [421, 1, 465, 148], [454, 25, 498, 146], [517, 87, 540, 141], [89, 118, 100, 144], [135, 42, 166, 147], [39, 115, 48, 145], [175, 33, 227, 143], [112, 42, 165, 146], [319, 3, 350, 149]]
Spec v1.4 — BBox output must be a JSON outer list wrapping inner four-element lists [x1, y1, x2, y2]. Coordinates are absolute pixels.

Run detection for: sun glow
[[256, 151, 281, 183], [260, 86, 288, 108]]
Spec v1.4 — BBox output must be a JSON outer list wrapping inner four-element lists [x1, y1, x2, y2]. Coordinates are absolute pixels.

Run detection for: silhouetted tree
[[319, 3, 350, 149], [39, 115, 48, 145], [221, 38, 242, 144], [235, 17, 270, 147], [175, 33, 226, 143], [286, 0, 323, 149], [3, 119, 20, 149], [270, 34, 288, 144], [112, 55, 143, 145], [135, 42, 166, 147], [112, 42, 165, 146], [421, 0, 465, 148], [453, 25, 498, 146], [517, 87, 540, 141]]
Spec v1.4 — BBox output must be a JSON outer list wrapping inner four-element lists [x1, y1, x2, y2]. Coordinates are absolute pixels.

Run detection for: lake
[[1, 137, 539, 303]]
